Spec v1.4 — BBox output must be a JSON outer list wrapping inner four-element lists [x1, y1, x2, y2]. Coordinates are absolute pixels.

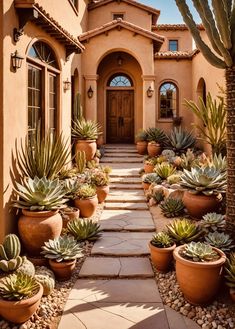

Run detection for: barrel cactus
[[0, 256, 23, 272], [0, 234, 21, 260], [16, 257, 35, 277], [35, 267, 55, 296]]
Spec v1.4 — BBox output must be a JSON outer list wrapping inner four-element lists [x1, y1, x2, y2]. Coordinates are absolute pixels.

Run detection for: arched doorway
[[106, 73, 134, 143]]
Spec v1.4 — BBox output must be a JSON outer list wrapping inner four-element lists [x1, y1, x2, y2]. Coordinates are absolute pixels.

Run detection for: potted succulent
[[180, 166, 227, 219], [60, 206, 80, 228], [41, 235, 83, 281], [225, 252, 235, 302], [166, 219, 202, 245], [146, 127, 167, 157], [160, 197, 185, 218], [67, 218, 102, 242], [154, 162, 176, 180], [142, 173, 161, 190], [144, 157, 158, 173], [12, 176, 68, 256], [149, 232, 176, 272], [174, 242, 226, 305], [91, 167, 110, 203], [135, 130, 148, 155], [0, 272, 43, 323], [74, 184, 98, 218]]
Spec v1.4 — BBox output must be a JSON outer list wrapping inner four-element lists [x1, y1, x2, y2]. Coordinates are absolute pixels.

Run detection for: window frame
[[107, 73, 133, 88], [168, 39, 179, 51], [112, 12, 125, 20], [68, 0, 78, 15], [158, 82, 178, 122]]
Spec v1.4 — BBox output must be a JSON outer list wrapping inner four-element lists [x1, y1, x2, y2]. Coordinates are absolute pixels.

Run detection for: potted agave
[[149, 232, 176, 272], [135, 130, 148, 155], [91, 167, 110, 203], [144, 157, 158, 173], [12, 176, 68, 256], [174, 242, 226, 305], [74, 184, 98, 218], [0, 272, 43, 323], [142, 173, 161, 191], [146, 127, 167, 157], [41, 235, 83, 281]]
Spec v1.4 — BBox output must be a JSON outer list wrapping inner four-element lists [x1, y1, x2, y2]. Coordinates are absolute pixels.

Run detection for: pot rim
[[183, 190, 219, 199], [149, 241, 176, 252], [173, 245, 226, 268], [22, 209, 59, 217], [75, 195, 98, 200], [75, 139, 96, 143], [49, 259, 76, 266]]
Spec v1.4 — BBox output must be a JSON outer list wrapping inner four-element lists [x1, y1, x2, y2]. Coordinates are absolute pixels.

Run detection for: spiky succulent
[[41, 235, 83, 262], [154, 162, 176, 179], [167, 219, 202, 244], [205, 232, 235, 253], [181, 242, 220, 262], [151, 232, 174, 248], [146, 127, 167, 145], [72, 118, 101, 140], [160, 198, 185, 218], [0, 272, 40, 301], [76, 184, 97, 199], [225, 253, 235, 288], [166, 127, 196, 154], [180, 166, 227, 195], [152, 190, 165, 204], [136, 129, 148, 142], [179, 149, 197, 170], [142, 173, 162, 184], [167, 173, 182, 185], [203, 154, 227, 173], [201, 213, 226, 232], [67, 219, 102, 241], [12, 176, 68, 211]]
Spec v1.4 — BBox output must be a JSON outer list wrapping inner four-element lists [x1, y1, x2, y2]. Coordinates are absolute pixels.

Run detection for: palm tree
[[175, 0, 235, 231]]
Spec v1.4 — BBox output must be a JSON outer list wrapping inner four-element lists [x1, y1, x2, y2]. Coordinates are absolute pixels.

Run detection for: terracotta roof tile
[[154, 49, 199, 59], [153, 24, 204, 31]]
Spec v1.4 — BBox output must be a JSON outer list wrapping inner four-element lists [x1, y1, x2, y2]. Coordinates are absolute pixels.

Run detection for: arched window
[[27, 41, 60, 141], [108, 74, 133, 87], [159, 82, 178, 119]]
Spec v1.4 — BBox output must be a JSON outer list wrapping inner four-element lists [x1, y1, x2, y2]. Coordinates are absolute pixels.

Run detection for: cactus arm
[[175, 0, 226, 68], [0, 245, 8, 260]]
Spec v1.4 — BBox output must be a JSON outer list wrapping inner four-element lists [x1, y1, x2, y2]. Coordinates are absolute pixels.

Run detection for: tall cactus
[[174, 0, 235, 230], [75, 150, 86, 174]]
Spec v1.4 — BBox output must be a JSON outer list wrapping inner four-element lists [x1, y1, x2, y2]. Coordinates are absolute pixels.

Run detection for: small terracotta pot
[[18, 210, 62, 256], [149, 242, 176, 272], [74, 195, 98, 218], [96, 185, 109, 203], [49, 259, 76, 281], [136, 141, 148, 155], [174, 245, 226, 305], [183, 191, 220, 219], [142, 182, 151, 190], [75, 139, 97, 161], [60, 207, 80, 228], [0, 283, 43, 323], [144, 163, 154, 173], [147, 142, 161, 157]]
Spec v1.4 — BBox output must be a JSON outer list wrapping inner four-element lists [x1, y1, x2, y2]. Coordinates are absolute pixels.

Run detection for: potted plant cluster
[[146, 127, 167, 157], [135, 130, 148, 155], [91, 166, 111, 203]]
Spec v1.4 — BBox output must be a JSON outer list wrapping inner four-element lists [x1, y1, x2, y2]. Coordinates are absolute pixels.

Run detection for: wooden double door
[[106, 90, 134, 143]]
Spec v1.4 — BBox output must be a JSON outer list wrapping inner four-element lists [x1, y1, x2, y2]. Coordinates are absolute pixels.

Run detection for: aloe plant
[[160, 197, 185, 218], [151, 232, 174, 248], [166, 127, 196, 154], [67, 219, 102, 241], [72, 118, 102, 140], [181, 242, 220, 262], [167, 219, 202, 244]]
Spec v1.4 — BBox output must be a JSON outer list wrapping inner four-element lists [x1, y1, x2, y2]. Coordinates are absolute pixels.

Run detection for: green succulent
[[75, 151, 86, 174], [41, 235, 83, 262], [166, 127, 196, 154], [146, 127, 167, 145], [0, 256, 23, 273], [152, 190, 165, 204], [16, 257, 35, 277], [77, 184, 97, 199], [167, 173, 182, 185], [160, 197, 185, 218], [180, 149, 197, 170], [180, 166, 227, 195], [151, 232, 174, 248], [145, 157, 159, 166], [205, 232, 235, 253], [154, 162, 176, 179], [72, 118, 102, 140], [67, 219, 102, 241], [35, 267, 55, 296], [161, 149, 176, 162], [203, 154, 227, 173], [142, 173, 162, 184], [0, 234, 21, 260], [225, 253, 235, 288], [136, 130, 148, 142], [167, 219, 202, 244], [201, 213, 226, 232], [0, 272, 40, 301], [181, 242, 220, 262]]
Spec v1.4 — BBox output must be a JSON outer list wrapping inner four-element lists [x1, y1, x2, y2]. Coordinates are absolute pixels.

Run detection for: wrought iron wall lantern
[[11, 50, 24, 71], [87, 86, 94, 98], [63, 78, 71, 91], [117, 54, 123, 66], [147, 86, 154, 98]]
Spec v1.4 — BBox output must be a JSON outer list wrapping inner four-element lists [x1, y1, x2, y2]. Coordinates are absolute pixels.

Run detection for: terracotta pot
[[183, 191, 220, 219], [49, 259, 76, 281], [75, 139, 97, 161], [173, 245, 226, 305], [142, 182, 151, 190], [0, 283, 43, 323], [18, 210, 62, 256], [136, 141, 148, 155], [147, 142, 161, 157], [144, 163, 154, 173], [96, 185, 109, 203], [60, 207, 80, 228], [74, 195, 98, 218], [149, 242, 176, 272]]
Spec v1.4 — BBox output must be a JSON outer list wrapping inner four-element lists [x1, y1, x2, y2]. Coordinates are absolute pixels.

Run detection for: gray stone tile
[[105, 202, 148, 210], [119, 257, 154, 277]]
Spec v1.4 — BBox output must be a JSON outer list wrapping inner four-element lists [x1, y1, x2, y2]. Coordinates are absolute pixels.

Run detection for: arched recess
[[197, 78, 206, 104]]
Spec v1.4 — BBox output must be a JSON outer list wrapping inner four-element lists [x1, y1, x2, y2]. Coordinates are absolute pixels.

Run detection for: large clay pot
[[183, 191, 220, 219], [60, 207, 80, 228], [136, 141, 148, 155], [0, 283, 43, 323], [147, 142, 161, 157], [74, 195, 98, 218], [18, 210, 62, 256], [174, 245, 226, 305], [75, 139, 97, 161], [49, 259, 76, 281], [96, 185, 109, 203], [149, 242, 176, 272], [144, 163, 154, 173]]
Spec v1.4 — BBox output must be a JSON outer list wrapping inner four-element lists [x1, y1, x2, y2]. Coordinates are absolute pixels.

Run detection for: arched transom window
[[159, 82, 178, 119], [108, 74, 133, 87]]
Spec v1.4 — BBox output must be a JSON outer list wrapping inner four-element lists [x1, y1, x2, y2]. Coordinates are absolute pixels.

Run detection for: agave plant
[[151, 232, 174, 248], [166, 127, 196, 154], [205, 232, 235, 253], [142, 173, 162, 184], [41, 235, 83, 262], [160, 197, 185, 218], [67, 219, 102, 241], [154, 162, 176, 179], [135, 129, 148, 142], [202, 153, 227, 173], [166, 219, 202, 244], [225, 253, 235, 289], [146, 127, 167, 145], [181, 242, 220, 262], [12, 176, 68, 211], [180, 166, 227, 195], [0, 272, 40, 301], [201, 213, 226, 232], [72, 118, 102, 140], [152, 190, 165, 204]]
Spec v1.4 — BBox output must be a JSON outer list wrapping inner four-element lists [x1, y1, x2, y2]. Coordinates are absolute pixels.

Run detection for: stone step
[[101, 157, 143, 163], [91, 231, 152, 256], [78, 257, 154, 278], [110, 176, 141, 183], [104, 153, 142, 158], [105, 202, 148, 210], [109, 189, 144, 196], [110, 183, 143, 190], [106, 195, 146, 203], [99, 209, 155, 232]]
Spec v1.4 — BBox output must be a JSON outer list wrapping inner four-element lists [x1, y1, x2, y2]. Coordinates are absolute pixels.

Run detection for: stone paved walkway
[[58, 145, 200, 329]]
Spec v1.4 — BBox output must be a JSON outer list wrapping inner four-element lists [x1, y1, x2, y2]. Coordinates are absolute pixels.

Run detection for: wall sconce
[[87, 86, 93, 98], [11, 50, 24, 71], [63, 78, 71, 91], [147, 86, 154, 98], [117, 54, 123, 66]]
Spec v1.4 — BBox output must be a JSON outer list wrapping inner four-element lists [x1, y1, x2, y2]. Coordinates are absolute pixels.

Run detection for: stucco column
[[84, 75, 99, 121], [142, 75, 156, 129]]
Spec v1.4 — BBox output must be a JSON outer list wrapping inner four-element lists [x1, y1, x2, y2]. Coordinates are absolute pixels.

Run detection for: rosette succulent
[[205, 232, 235, 253], [167, 219, 202, 244], [181, 242, 220, 262], [151, 232, 174, 248], [201, 213, 226, 232]]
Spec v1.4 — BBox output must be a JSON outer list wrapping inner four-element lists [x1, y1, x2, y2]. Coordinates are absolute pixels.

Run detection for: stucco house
[[0, 0, 224, 239]]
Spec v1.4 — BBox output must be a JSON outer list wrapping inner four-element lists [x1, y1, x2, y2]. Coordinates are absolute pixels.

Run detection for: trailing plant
[[67, 218, 102, 241], [12, 176, 68, 211], [166, 219, 202, 244], [201, 213, 226, 232], [75, 151, 86, 174], [166, 127, 196, 154], [205, 232, 235, 253], [181, 242, 220, 262], [142, 173, 162, 184], [76, 184, 97, 199], [154, 162, 176, 179], [146, 127, 167, 145], [135, 129, 148, 142], [160, 197, 185, 218], [151, 232, 174, 248], [225, 253, 235, 289], [72, 118, 102, 140]]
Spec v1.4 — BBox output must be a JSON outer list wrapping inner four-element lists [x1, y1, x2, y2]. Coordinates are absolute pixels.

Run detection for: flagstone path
[[58, 145, 200, 329]]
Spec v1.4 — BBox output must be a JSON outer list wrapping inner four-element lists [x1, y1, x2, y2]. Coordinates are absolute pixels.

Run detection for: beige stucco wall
[[155, 30, 193, 52]]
